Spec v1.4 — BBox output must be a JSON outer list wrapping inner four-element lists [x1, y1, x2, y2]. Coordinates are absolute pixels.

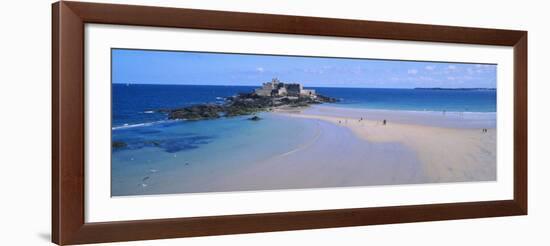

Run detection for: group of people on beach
[[337, 117, 388, 126], [335, 115, 490, 136]]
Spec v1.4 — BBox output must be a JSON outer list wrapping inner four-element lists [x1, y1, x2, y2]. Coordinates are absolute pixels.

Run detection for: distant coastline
[[414, 87, 496, 91]]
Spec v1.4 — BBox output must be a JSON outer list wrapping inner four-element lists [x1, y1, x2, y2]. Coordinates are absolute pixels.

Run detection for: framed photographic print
[[52, 1, 527, 245]]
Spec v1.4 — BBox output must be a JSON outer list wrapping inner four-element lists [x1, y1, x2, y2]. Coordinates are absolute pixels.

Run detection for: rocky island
[[160, 78, 338, 121]]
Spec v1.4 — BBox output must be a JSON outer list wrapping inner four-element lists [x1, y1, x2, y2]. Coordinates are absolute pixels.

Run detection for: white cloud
[[256, 67, 264, 73], [407, 69, 418, 75], [447, 65, 457, 70], [418, 76, 435, 82], [425, 65, 435, 71], [473, 64, 496, 74]]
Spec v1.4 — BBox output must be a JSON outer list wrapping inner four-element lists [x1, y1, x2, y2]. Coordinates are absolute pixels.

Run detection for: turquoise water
[[112, 113, 320, 195], [111, 84, 496, 195], [314, 87, 496, 112]]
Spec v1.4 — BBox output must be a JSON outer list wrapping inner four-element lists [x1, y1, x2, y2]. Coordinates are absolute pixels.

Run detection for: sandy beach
[[112, 105, 496, 195], [277, 105, 497, 183], [214, 105, 496, 191]]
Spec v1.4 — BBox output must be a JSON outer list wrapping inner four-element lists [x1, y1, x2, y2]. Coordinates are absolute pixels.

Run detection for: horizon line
[[112, 82, 496, 90]]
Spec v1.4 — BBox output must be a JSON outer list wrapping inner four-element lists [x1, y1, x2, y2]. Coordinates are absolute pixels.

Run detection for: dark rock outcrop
[[112, 141, 127, 149], [162, 92, 338, 121], [167, 104, 224, 120], [144, 140, 161, 147], [316, 94, 339, 103], [248, 115, 262, 121]]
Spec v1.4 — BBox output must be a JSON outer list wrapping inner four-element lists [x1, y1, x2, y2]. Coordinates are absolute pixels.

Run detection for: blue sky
[[112, 49, 497, 88]]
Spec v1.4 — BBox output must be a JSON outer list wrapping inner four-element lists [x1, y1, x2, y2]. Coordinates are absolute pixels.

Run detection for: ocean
[[113, 84, 496, 128], [314, 87, 496, 112], [111, 84, 496, 195]]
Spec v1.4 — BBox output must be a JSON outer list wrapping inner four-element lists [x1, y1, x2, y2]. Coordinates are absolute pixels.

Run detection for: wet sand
[[215, 118, 426, 191], [113, 105, 496, 196], [274, 105, 497, 183]]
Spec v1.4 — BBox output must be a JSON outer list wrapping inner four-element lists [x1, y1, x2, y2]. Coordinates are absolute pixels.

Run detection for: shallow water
[[112, 113, 424, 196], [111, 84, 496, 196], [304, 105, 496, 129], [214, 118, 426, 191], [112, 113, 320, 195]]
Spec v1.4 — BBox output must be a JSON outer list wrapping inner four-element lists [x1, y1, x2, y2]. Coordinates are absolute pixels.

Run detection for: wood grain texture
[[513, 34, 528, 213], [52, 2, 85, 245], [52, 1, 528, 245], [51, 3, 59, 243], [62, 1, 525, 46], [70, 200, 523, 244]]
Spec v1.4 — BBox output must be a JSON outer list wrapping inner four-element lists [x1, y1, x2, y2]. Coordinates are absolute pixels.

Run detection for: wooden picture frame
[[52, 1, 527, 245]]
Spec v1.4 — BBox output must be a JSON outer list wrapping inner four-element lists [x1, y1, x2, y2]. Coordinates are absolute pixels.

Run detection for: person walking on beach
[[383, 119, 387, 125]]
